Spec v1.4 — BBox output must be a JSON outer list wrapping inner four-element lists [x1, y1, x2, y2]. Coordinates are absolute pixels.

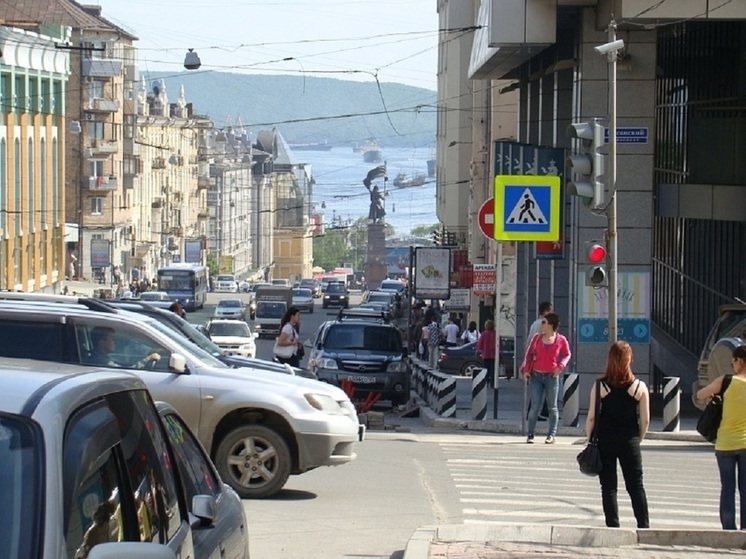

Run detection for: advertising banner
[[184, 239, 202, 263], [473, 263, 495, 296], [414, 247, 450, 300], [443, 288, 471, 311], [90, 239, 111, 268]]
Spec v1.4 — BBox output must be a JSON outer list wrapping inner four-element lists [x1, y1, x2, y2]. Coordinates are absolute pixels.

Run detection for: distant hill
[[142, 71, 436, 148]]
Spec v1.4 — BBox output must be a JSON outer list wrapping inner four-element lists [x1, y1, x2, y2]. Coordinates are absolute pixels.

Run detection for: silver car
[[0, 360, 195, 559], [292, 288, 315, 313], [214, 298, 246, 320]]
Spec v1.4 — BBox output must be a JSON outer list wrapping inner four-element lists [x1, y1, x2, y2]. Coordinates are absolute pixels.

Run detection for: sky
[[97, 0, 439, 91]]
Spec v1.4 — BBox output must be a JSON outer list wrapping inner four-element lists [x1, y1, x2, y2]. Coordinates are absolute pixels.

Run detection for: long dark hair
[[603, 341, 635, 388], [280, 306, 300, 330]]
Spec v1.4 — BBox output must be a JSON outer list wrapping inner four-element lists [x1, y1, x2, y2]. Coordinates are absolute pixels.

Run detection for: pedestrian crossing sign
[[494, 175, 561, 241]]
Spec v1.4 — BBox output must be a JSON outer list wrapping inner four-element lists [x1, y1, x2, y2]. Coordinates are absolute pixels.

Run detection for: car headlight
[[240, 344, 252, 350], [305, 393, 345, 414], [317, 358, 338, 369], [387, 361, 408, 373], [340, 295, 347, 299], [324, 295, 330, 299], [254, 323, 262, 330]]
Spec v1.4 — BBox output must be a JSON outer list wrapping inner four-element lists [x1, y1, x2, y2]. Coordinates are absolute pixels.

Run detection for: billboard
[[90, 239, 111, 268], [184, 239, 202, 263], [414, 247, 450, 300]]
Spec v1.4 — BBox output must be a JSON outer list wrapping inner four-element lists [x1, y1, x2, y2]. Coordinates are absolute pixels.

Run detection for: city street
[[243, 427, 721, 559]]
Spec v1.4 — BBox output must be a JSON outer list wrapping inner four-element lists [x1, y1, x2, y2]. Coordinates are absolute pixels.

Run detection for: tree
[[410, 223, 440, 237], [313, 230, 351, 271]]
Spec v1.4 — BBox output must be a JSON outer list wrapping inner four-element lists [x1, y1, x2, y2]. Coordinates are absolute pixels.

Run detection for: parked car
[[0, 300, 363, 498], [299, 278, 322, 298], [214, 298, 246, 320], [322, 282, 349, 309], [361, 290, 397, 314], [215, 274, 239, 293], [308, 309, 410, 405], [438, 337, 515, 378], [0, 359, 200, 559], [139, 290, 173, 302], [206, 319, 257, 358], [292, 288, 315, 313], [157, 402, 249, 559], [379, 279, 407, 297]]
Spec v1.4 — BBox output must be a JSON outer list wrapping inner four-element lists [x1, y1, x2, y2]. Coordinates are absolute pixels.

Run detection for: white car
[[215, 274, 239, 293], [214, 298, 246, 319], [206, 319, 257, 358], [292, 288, 315, 313], [139, 290, 172, 301]]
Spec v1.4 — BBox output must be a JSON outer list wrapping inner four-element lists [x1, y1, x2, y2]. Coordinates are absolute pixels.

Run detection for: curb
[[403, 523, 746, 559], [412, 393, 709, 443]]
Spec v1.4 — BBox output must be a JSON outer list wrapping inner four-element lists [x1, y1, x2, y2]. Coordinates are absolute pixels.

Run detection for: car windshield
[[300, 280, 316, 287], [368, 293, 392, 303], [208, 322, 251, 337], [381, 282, 404, 292], [140, 292, 169, 301], [218, 300, 241, 308], [327, 284, 345, 294], [217, 275, 235, 282], [293, 289, 312, 297], [0, 414, 40, 559], [325, 324, 402, 352], [257, 302, 286, 317]]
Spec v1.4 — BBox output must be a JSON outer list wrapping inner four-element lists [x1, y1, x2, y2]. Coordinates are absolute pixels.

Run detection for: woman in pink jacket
[[520, 313, 571, 444]]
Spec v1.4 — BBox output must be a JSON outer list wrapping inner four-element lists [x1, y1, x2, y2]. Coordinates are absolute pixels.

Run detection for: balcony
[[197, 208, 210, 219], [91, 139, 118, 155], [82, 58, 122, 78], [86, 98, 120, 113], [152, 157, 167, 169], [123, 175, 138, 190], [82, 176, 118, 191], [152, 197, 164, 209]]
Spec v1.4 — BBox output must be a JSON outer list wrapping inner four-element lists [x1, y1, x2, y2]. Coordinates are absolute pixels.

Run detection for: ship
[[392, 173, 426, 188], [287, 141, 333, 151], [356, 138, 382, 163]]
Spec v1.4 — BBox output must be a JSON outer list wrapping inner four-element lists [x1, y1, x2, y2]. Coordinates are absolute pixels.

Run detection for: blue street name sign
[[603, 127, 648, 144]]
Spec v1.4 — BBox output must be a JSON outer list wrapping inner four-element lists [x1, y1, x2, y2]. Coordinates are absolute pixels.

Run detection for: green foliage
[[313, 230, 351, 271], [146, 72, 436, 147], [206, 252, 219, 277], [410, 223, 439, 237]]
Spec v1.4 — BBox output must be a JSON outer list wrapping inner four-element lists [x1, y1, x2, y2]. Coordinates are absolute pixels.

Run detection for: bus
[[156, 264, 209, 311]]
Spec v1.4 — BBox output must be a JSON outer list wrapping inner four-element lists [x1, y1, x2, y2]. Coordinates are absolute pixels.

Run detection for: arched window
[[0, 138, 6, 234], [14, 138, 20, 236], [40, 139, 46, 227], [52, 138, 58, 225], [27, 138, 34, 232]]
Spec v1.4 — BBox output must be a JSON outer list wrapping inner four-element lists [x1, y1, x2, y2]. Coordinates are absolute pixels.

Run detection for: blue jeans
[[716, 449, 746, 530], [527, 373, 559, 437]]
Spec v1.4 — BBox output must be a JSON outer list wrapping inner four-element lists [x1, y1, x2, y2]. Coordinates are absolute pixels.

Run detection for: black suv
[[322, 282, 349, 309], [308, 309, 410, 405]]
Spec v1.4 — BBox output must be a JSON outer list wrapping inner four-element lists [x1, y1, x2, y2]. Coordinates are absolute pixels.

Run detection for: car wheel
[[461, 361, 483, 377], [214, 424, 291, 499]]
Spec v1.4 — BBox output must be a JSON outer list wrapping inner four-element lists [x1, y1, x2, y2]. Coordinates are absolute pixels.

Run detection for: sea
[[298, 146, 437, 237]]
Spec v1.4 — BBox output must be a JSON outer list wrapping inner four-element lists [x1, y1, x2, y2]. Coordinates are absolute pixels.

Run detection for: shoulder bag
[[696, 375, 733, 443], [577, 380, 603, 476], [273, 339, 296, 359]]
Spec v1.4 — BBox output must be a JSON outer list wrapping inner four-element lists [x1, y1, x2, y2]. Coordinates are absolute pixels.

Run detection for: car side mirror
[[190, 494, 217, 527], [169, 353, 187, 373], [253, 332, 259, 339]]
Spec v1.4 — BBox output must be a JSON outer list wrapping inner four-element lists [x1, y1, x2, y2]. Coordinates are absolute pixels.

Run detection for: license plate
[[347, 375, 375, 384]]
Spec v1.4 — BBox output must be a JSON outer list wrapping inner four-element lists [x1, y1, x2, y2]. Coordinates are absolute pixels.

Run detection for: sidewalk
[[401, 371, 741, 558]]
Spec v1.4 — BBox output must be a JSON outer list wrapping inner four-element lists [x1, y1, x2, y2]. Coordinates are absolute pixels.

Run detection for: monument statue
[[363, 165, 387, 223]]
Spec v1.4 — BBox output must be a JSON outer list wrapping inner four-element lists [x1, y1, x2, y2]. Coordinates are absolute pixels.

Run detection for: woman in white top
[[461, 321, 480, 344], [275, 306, 302, 367]]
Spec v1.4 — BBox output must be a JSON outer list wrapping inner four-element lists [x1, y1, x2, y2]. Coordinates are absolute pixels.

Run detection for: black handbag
[[696, 375, 733, 443], [577, 380, 603, 476]]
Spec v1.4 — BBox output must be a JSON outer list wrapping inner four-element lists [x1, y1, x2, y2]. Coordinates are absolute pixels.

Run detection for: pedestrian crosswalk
[[440, 441, 723, 529]]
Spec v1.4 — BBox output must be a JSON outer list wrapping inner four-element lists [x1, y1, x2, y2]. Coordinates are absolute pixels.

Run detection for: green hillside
[[142, 71, 436, 148]]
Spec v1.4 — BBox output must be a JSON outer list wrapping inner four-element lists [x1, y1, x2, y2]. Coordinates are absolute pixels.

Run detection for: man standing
[[443, 317, 460, 347]]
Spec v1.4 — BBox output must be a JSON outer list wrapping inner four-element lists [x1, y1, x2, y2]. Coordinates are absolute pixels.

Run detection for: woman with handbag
[[274, 306, 302, 367], [586, 341, 650, 529], [696, 345, 746, 530]]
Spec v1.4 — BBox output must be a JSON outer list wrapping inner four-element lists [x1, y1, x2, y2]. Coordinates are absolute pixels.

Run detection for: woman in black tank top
[[585, 341, 651, 528]]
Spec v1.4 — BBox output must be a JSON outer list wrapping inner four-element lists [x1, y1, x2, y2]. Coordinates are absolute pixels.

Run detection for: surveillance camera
[[594, 39, 625, 55]]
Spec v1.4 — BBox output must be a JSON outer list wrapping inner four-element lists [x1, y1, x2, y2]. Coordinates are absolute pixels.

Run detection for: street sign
[[494, 175, 561, 241], [473, 264, 495, 296], [477, 198, 494, 239], [604, 127, 648, 144], [535, 234, 564, 260]]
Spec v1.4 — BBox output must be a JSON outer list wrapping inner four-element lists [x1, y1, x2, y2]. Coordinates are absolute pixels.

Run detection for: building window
[[14, 138, 20, 236], [27, 232, 35, 280], [13, 76, 24, 115], [52, 138, 59, 225], [27, 138, 34, 233], [89, 160, 105, 178], [29, 79, 38, 114], [91, 197, 103, 215], [13, 245, 20, 285], [39, 229, 46, 272], [40, 80, 49, 114], [40, 139, 47, 227], [0, 138, 5, 234], [88, 121, 104, 140], [89, 80, 104, 99]]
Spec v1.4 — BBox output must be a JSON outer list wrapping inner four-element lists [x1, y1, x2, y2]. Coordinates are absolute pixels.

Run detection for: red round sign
[[477, 198, 495, 239]]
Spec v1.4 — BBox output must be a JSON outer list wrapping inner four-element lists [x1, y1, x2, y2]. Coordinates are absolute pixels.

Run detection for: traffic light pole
[[606, 21, 619, 343]]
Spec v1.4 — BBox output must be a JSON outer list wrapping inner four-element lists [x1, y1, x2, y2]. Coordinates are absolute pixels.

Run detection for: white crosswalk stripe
[[440, 442, 723, 529]]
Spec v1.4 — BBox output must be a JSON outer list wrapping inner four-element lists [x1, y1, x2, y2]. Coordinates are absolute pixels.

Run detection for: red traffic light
[[587, 243, 606, 264]]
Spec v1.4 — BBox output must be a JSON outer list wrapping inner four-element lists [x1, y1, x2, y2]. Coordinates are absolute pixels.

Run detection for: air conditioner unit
[[85, 113, 95, 121]]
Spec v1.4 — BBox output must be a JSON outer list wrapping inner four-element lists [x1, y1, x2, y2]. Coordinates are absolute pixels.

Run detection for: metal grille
[[653, 21, 746, 357]]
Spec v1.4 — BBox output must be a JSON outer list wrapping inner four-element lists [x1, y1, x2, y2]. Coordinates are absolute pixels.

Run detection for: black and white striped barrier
[[562, 373, 580, 427], [409, 357, 456, 417], [663, 376, 680, 432], [437, 375, 457, 417], [472, 368, 488, 420]]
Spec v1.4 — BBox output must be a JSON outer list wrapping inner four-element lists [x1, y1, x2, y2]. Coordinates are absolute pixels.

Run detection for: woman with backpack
[[696, 345, 746, 530]]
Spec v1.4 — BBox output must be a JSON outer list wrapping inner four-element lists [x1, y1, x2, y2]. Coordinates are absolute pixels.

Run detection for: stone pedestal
[[365, 222, 387, 290]]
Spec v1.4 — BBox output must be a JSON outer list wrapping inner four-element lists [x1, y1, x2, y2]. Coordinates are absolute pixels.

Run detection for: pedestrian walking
[[443, 317, 459, 347], [520, 312, 570, 444], [461, 321, 480, 344], [586, 341, 650, 528], [426, 310, 441, 369], [696, 345, 746, 530], [528, 301, 553, 420], [475, 320, 496, 382], [274, 307, 302, 368]]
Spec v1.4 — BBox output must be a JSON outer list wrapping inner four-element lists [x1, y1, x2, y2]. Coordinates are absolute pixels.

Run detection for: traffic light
[[432, 229, 441, 246], [585, 240, 608, 287], [567, 118, 606, 210]]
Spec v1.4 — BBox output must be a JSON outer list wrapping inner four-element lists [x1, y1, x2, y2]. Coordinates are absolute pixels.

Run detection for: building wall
[[0, 26, 69, 292]]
